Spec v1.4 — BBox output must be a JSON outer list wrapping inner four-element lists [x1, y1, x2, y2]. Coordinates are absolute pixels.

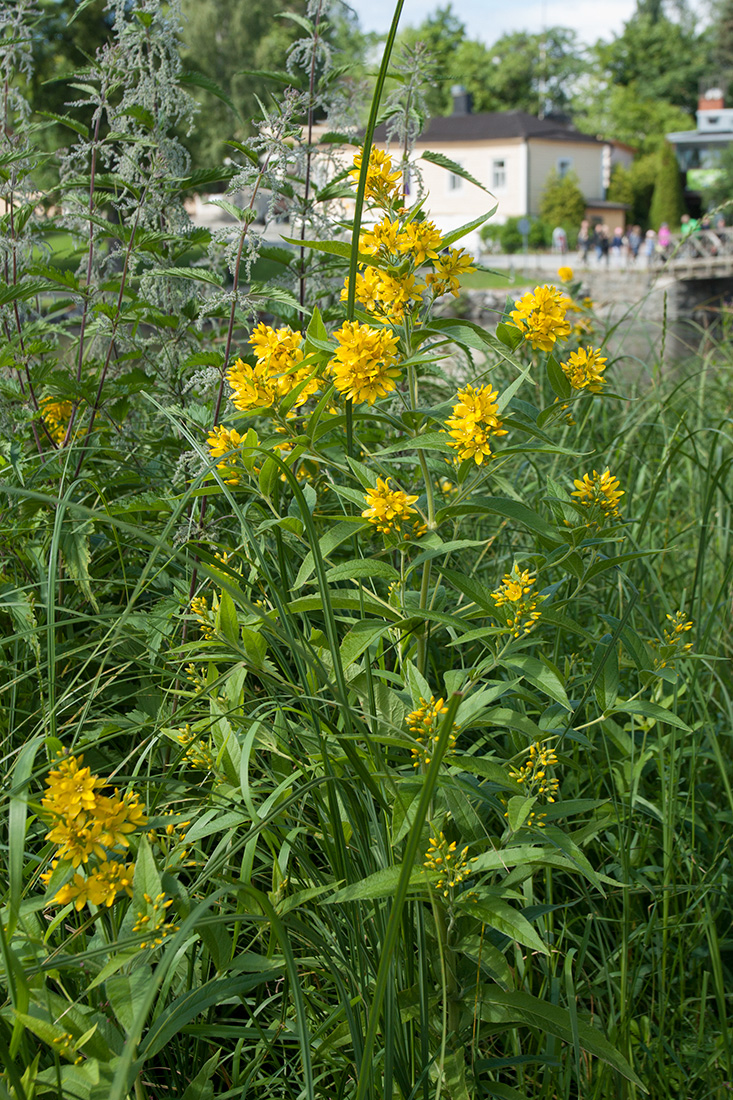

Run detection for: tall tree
[[649, 141, 685, 226], [179, 0, 367, 165]]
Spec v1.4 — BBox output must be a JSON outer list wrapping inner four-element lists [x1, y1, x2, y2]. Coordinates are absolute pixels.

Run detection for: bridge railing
[[654, 229, 733, 274]]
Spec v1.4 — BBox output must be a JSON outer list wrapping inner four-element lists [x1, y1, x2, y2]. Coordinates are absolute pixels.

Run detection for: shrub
[[539, 168, 586, 230]]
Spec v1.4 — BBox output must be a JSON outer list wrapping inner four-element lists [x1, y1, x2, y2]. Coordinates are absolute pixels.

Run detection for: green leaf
[[421, 150, 490, 193], [59, 520, 98, 611], [506, 795, 538, 831], [441, 206, 499, 247], [106, 970, 152, 1037], [547, 354, 571, 399], [449, 754, 521, 792], [485, 990, 644, 1086], [607, 698, 691, 730], [340, 622, 390, 670], [325, 559, 399, 583], [216, 590, 239, 646], [503, 655, 570, 710], [374, 430, 455, 456], [294, 519, 368, 588], [326, 865, 428, 904], [466, 898, 548, 954], [149, 266, 224, 287], [0, 280, 51, 306]]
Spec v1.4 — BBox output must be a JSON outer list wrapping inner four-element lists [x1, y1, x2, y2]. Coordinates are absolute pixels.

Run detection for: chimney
[[451, 84, 473, 116], [699, 86, 724, 111]]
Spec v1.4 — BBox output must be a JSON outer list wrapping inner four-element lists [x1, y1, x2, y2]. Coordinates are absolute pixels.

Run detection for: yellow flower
[[207, 425, 244, 484], [397, 218, 443, 264], [226, 358, 278, 411], [329, 320, 400, 404], [506, 742, 560, 827], [42, 754, 148, 869], [341, 268, 424, 321], [424, 832, 475, 897], [227, 324, 317, 413], [509, 285, 571, 352], [359, 217, 404, 257], [53, 860, 135, 910], [350, 146, 401, 202], [42, 755, 102, 822], [444, 383, 507, 465], [560, 346, 608, 392], [41, 397, 73, 444], [407, 695, 457, 767], [133, 892, 179, 949], [491, 565, 542, 637], [426, 247, 476, 296], [571, 468, 624, 518], [558, 266, 574, 283], [362, 477, 418, 534]]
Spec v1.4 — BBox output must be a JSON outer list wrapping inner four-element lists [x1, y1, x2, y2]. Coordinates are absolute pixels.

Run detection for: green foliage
[[650, 141, 685, 228], [573, 81, 694, 154], [539, 169, 586, 230]]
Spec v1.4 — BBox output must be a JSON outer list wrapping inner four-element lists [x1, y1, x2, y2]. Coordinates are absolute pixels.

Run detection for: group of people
[[570, 214, 728, 268], [574, 220, 668, 267]]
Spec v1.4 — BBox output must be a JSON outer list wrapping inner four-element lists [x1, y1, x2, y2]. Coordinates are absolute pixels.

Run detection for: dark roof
[[374, 110, 602, 146]]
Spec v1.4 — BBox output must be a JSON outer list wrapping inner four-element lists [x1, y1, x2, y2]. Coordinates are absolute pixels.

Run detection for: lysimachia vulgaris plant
[[2, 2, 698, 1093]]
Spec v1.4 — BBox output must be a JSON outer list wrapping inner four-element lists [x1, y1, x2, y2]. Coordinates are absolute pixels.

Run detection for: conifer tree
[[649, 142, 685, 228]]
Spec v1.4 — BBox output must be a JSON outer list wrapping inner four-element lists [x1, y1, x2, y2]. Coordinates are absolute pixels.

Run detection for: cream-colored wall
[[374, 138, 527, 249], [527, 140, 603, 215]]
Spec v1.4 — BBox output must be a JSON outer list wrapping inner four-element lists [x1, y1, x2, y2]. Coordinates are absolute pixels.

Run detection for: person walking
[[577, 220, 591, 265], [644, 228, 657, 267]]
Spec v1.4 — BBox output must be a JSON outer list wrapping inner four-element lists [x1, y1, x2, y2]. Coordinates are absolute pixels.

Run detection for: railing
[[656, 229, 733, 277]]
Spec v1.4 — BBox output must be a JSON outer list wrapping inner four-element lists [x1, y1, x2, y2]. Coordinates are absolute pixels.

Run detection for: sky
[[347, 0, 641, 46]]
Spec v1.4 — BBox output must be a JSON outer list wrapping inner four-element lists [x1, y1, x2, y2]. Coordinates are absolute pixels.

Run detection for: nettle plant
[[1, 3, 701, 1099]]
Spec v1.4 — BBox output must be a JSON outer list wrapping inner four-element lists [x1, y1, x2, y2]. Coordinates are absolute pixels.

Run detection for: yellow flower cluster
[[41, 397, 73, 444], [52, 1032, 83, 1065], [207, 425, 244, 485], [445, 383, 507, 465], [190, 593, 218, 639], [329, 320, 400, 404], [174, 723, 214, 770], [663, 610, 694, 647], [362, 476, 418, 534], [350, 147, 402, 202], [41, 754, 146, 909], [509, 285, 571, 352], [407, 695, 457, 767], [424, 832, 475, 897], [341, 267, 424, 322], [425, 248, 476, 297], [654, 610, 694, 668], [491, 566, 542, 637], [359, 215, 443, 265], [507, 742, 560, 827], [227, 324, 317, 413], [560, 346, 608, 392], [132, 891, 179, 950], [558, 266, 574, 283], [572, 469, 624, 519]]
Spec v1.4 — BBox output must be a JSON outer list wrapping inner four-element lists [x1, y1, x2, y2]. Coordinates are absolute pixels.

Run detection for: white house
[[373, 91, 633, 249]]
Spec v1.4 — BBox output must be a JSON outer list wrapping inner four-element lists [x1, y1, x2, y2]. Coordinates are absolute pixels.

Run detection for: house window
[[492, 159, 506, 189], [448, 170, 463, 191], [557, 157, 573, 178]]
